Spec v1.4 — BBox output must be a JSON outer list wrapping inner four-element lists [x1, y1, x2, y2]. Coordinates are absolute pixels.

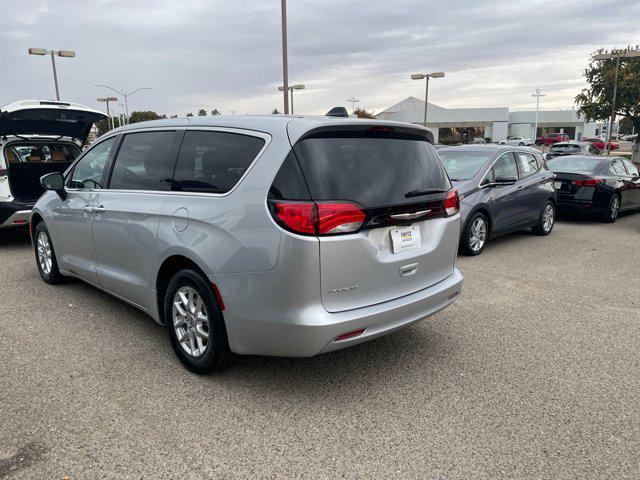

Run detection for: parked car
[[535, 133, 569, 146], [472, 138, 486, 144], [0, 100, 105, 230], [582, 137, 620, 151], [437, 145, 556, 256], [499, 136, 534, 146], [32, 115, 463, 373], [547, 155, 640, 222], [546, 141, 601, 160], [621, 133, 637, 142]]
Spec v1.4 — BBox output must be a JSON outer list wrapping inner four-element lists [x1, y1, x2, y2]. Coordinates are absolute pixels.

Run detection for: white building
[[376, 97, 597, 143]]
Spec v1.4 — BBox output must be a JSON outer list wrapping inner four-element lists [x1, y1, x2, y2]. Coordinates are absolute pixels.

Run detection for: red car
[[582, 137, 619, 151], [535, 133, 570, 146]]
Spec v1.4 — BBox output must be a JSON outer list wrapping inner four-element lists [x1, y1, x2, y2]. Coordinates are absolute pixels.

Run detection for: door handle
[[82, 207, 94, 214], [516, 185, 524, 191], [399, 263, 419, 277], [93, 206, 106, 213]]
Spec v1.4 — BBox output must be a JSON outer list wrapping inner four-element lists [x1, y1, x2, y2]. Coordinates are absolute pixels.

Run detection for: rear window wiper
[[404, 188, 447, 198]]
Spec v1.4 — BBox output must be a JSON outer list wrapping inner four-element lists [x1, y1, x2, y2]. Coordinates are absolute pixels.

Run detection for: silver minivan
[[32, 115, 463, 373]]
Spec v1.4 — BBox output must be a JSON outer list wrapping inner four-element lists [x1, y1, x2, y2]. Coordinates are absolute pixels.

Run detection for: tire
[[601, 194, 620, 223], [33, 221, 66, 284], [519, 142, 524, 146], [164, 269, 231, 374], [535, 141, 541, 146], [459, 212, 489, 256], [532, 201, 555, 236]]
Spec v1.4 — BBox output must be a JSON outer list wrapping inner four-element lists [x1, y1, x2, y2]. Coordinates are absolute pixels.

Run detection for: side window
[[268, 151, 310, 200], [109, 131, 177, 191], [515, 152, 539, 178], [589, 144, 600, 154], [492, 153, 518, 180], [534, 152, 545, 169], [173, 130, 266, 194], [68, 137, 117, 189], [610, 159, 627, 176], [622, 159, 639, 177]]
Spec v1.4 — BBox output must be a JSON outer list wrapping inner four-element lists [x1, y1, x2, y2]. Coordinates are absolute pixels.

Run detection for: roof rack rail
[[325, 107, 349, 118]]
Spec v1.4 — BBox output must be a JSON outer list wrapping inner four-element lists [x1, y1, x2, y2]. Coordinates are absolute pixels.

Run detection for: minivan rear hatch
[[0, 100, 106, 144], [290, 126, 459, 313]]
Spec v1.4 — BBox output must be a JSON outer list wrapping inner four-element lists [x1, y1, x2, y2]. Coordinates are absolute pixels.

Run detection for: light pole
[[95, 84, 153, 124], [347, 95, 360, 113], [594, 49, 640, 155], [97, 97, 118, 130], [411, 72, 445, 126], [28, 48, 76, 101], [280, 0, 290, 114], [278, 84, 305, 114], [531, 88, 545, 140]]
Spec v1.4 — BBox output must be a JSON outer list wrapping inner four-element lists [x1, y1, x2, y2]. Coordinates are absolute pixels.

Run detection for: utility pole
[[280, 0, 289, 114], [532, 88, 545, 140]]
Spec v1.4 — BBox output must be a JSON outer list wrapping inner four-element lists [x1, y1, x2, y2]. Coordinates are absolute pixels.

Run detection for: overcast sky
[[1, 0, 638, 117]]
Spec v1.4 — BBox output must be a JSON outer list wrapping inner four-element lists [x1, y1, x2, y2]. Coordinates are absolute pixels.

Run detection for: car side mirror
[[494, 175, 517, 185], [40, 172, 66, 199]]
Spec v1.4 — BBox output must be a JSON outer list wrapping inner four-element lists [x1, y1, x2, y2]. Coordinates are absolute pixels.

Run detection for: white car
[[499, 136, 534, 146]]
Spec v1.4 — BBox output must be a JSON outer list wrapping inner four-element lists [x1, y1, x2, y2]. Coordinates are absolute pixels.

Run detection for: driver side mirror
[[40, 172, 66, 199], [493, 175, 517, 185]]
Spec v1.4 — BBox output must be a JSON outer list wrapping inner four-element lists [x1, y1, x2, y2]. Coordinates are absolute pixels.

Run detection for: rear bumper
[[0, 201, 32, 229], [556, 197, 605, 214], [221, 268, 463, 357]]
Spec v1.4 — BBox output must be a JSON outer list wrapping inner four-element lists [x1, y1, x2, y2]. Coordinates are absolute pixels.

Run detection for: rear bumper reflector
[[334, 328, 366, 342]]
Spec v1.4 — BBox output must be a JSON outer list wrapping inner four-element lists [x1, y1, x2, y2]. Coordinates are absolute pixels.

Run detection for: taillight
[[443, 189, 460, 216], [272, 201, 365, 236], [573, 179, 603, 187]]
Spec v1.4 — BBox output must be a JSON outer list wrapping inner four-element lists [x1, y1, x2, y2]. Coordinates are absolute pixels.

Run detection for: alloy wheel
[[37, 231, 53, 275], [610, 197, 620, 220], [172, 286, 210, 357], [469, 217, 487, 252], [542, 204, 555, 232]]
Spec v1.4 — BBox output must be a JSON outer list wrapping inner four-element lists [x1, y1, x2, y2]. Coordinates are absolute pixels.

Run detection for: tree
[[197, 109, 207, 116], [96, 118, 110, 137], [186, 112, 194, 117], [272, 108, 280, 114], [128, 111, 166, 124], [575, 47, 640, 144], [619, 117, 634, 135], [211, 109, 221, 116], [354, 107, 376, 119]]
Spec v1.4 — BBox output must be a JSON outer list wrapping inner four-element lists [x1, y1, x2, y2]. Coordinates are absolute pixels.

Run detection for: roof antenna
[[326, 107, 349, 118]]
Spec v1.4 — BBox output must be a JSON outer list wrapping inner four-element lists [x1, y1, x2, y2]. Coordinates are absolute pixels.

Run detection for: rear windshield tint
[[293, 132, 450, 207], [550, 144, 579, 153], [438, 150, 491, 181], [547, 157, 602, 173]]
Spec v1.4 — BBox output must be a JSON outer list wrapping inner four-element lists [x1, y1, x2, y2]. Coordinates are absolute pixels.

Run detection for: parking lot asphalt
[[1, 214, 639, 479]]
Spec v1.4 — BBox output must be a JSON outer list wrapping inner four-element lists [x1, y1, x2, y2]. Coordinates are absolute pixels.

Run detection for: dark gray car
[[438, 145, 556, 255]]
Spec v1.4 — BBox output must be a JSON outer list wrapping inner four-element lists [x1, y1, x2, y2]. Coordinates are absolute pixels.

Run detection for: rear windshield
[[550, 144, 579, 153], [293, 132, 450, 207], [547, 157, 602, 173], [438, 150, 491, 181], [4, 142, 80, 164]]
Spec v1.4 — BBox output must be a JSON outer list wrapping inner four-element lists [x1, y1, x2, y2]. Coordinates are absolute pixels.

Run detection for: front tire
[[460, 212, 489, 256], [532, 201, 555, 236], [601, 194, 620, 223], [164, 269, 231, 374], [33, 222, 66, 284]]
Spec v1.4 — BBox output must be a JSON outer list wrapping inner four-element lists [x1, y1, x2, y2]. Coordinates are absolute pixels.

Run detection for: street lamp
[[97, 97, 118, 131], [280, 0, 290, 114], [531, 88, 545, 140], [411, 71, 445, 126], [347, 95, 360, 113], [28, 48, 76, 101], [594, 49, 640, 155], [278, 84, 305, 114], [94, 85, 153, 124]]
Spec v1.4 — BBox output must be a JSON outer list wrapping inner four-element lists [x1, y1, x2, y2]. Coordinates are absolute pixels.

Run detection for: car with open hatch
[[0, 100, 105, 230], [31, 114, 463, 373], [437, 145, 556, 256]]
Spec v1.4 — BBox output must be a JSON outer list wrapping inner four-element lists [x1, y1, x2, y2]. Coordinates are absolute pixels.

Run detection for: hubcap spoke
[[172, 285, 210, 358]]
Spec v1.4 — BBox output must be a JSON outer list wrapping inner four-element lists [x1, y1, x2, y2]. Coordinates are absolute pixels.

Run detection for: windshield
[[547, 157, 602, 173], [550, 144, 579, 153], [437, 150, 491, 181], [293, 132, 451, 208]]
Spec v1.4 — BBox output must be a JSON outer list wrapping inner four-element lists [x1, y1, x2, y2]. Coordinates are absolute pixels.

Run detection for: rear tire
[[519, 142, 524, 146], [164, 269, 231, 374], [460, 212, 489, 256], [33, 222, 66, 284], [601, 194, 620, 223], [532, 201, 555, 236]]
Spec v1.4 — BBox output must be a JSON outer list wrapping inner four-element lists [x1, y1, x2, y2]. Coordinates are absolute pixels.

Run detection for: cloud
[[0, 0, 638, 116]]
